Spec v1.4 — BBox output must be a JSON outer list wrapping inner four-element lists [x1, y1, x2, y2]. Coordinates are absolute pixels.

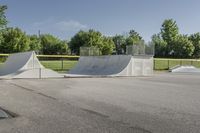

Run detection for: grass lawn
[[154, 58, 200, 70], [40, 60, 78, 73], [0, 60, 78, 73]]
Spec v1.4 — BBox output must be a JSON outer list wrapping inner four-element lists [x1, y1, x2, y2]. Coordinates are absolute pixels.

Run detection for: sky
[[1, 0, 200, 42]]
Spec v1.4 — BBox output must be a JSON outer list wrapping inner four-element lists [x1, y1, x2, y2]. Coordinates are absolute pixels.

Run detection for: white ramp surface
[[0, 51, 62, 79], [66, 55, 153, 77], [170, 65, 200, 73]]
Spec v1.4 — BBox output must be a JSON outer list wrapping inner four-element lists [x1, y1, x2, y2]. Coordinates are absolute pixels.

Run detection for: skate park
[[0, 67, 200, 133], [1, 46, 200, 133], [0, 45, 155, 79], [1, 1, 200, 132]]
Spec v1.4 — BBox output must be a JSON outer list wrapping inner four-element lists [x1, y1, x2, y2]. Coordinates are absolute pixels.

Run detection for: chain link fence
[[154, 58, 200, 70], [80, 46, 101, 56], [1, 54, 200, 71], [126, 43, 154, 56], [0, 54, 79, 73]]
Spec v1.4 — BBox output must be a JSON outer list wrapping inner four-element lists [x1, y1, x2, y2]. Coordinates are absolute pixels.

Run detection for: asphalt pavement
[[0, 73, 200, 133]]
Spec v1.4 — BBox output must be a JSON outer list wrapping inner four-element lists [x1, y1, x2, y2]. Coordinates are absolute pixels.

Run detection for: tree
[[153, 19, 195, 58], [55, 40, 69, 54], [161, 19, 179, 43], [85, 29, 104, 49], [28, 35, 41, 52], [0, 5, 7, 29], [70, 29, 115, 55], [189, 33, 200, 58], [125, 30, 144, 53], [172, 35, 194, 58], [0, 27, 30, 53], [40, 34, 68, 55], [145, 42, 155, 55], [112, 35, 126, 54], [151, 34, 167, 57], [125, 30, 143, 46], [102, 37, 115, 55], [70, 30, 87, 54], [161, 19, 179, 55]]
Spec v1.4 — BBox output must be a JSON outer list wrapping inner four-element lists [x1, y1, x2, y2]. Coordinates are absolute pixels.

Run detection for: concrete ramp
[[0, 51, 62, 79], [66, 55, 153, 77], [170, 65, 200, 73]]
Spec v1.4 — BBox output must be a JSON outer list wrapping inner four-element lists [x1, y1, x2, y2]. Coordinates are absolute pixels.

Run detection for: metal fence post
[[168, 60, 170, 70], [39, 68, 42, 79], [61, 58, 64, 70]]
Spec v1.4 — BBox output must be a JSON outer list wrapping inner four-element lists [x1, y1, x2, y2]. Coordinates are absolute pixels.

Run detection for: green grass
[[40, 60, 77, 73], [154, 59, 200, 70], [0, 60, 78, 73]]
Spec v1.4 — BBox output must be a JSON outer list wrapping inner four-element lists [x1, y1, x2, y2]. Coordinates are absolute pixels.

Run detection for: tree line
[[152, 19, 200, 58], [0, 5, 200, 58]]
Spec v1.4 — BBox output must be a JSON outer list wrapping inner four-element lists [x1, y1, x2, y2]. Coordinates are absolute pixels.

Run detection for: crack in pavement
[[9, 82, 152, 133], [9, 83, 57, 101]]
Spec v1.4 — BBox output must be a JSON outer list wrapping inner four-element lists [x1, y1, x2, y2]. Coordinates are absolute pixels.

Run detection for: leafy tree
[[70, 30, 87, 54], [102, 37, 115, 55], [151, 34, 167, 57], [161, 19, 179, 55], [172, 35, 194, 58], [145, 42, 155, 55], [70, 29, 115, 55], [0, 30, 2, 45], [28, 35, 41, 52], [189, 33, 200, 58], [55, 40, 69, 54], [153, 19, 195, 58], [0, 5, 7, 29], [161, 19, 179, 42], [85, 29, 104, 48], [125, 30, 144, 53], [125, 30, 143, 46], [0, 27, 30, 53], [40, 34, 68, 55], [112, 35, 126, 54]]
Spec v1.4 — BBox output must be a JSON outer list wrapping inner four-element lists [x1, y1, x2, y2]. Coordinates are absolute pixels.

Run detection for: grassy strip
[[40, 60, 77, 72], [37, 55, 79, 58], [154, 59, 200, 70], [0, 54, 9, 56], [154, 58, 200, 61], [0, 60, 78, 73]]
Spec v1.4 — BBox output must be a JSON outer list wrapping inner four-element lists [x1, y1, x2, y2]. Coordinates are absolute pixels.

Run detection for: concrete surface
[[0, 51, 62, 79], [170, 65, 200, 73], [67, 55, 153, 77], [0, 73, 200, 133]]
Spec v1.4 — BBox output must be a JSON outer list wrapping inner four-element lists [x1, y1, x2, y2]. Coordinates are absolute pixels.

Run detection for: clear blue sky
[[1, 0, 200, 42]]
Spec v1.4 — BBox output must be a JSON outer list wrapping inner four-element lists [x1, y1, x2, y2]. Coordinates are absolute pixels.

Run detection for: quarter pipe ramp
[[66, 55, 153, 77], [0, 51, 62, 79]]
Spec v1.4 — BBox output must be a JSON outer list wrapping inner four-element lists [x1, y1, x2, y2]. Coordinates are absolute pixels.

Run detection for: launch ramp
[[66, 55, 153, 77], [0, 51, 62, 79]]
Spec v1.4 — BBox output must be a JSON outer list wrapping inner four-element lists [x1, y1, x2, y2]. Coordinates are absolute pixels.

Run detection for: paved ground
[[0, 73, 200, 133]]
